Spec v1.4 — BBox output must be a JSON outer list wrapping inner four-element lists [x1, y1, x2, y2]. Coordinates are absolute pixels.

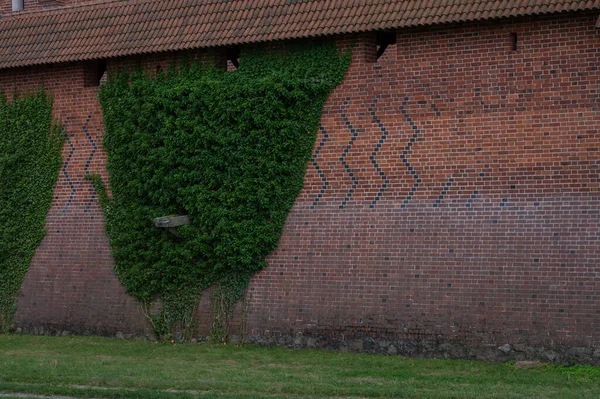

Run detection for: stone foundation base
[[245, 334, 600, 366], [12, 325, 600, 366]]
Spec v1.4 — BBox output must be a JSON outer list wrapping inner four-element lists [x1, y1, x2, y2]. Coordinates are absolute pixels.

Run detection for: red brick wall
[[1, 0, 93, 16], [249, 13, 600, 348], [2, 0, 57, 15], [1, 12, 598, 348], [0, 62, 149, 334]]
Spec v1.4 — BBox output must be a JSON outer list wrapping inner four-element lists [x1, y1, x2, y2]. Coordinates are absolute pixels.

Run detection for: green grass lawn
[[0, 335, 598, 399]]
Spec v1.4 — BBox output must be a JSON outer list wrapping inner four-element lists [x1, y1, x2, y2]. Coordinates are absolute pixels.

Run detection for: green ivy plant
[[0, 92, 64, 332], [94, 41, 350, 341]]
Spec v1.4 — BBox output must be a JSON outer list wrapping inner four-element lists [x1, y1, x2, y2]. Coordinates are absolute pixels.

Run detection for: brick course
[[0, 11, 598, 351]]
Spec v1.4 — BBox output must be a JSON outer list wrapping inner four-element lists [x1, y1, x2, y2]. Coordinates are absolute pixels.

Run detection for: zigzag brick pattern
[[83, 111, 98, 212], [61, 130, 76, 214], [339, 101, 360, 209], [310, 125, 330, 209], [368, 97, 391, 208], [398, 99, 423, 209], [433, 177, 454, 208]]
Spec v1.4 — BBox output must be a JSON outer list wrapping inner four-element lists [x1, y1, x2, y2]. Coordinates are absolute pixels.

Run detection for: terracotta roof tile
[[0, 0, 598, 69]]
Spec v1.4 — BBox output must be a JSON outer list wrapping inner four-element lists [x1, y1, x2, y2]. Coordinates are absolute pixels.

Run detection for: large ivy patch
[[95, 42, 350, 340]]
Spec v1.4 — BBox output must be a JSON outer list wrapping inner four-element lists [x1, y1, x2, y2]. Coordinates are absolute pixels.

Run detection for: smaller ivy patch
[[0, 92, 64, 332]]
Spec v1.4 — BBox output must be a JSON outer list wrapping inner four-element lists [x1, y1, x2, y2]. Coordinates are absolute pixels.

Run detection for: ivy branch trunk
[[0, 92, 64, 332], [96, 42, 351, 341]]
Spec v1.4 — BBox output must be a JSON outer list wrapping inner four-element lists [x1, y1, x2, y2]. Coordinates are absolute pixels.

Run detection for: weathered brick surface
[[1, 0, 66, 16], [0, 12, 598, 350], [250, 13, 600, 348], [0, 62, 149, 334]]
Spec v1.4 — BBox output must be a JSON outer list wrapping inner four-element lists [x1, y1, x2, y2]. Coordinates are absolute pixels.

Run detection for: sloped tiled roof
[[0, 0, 599, 70]]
